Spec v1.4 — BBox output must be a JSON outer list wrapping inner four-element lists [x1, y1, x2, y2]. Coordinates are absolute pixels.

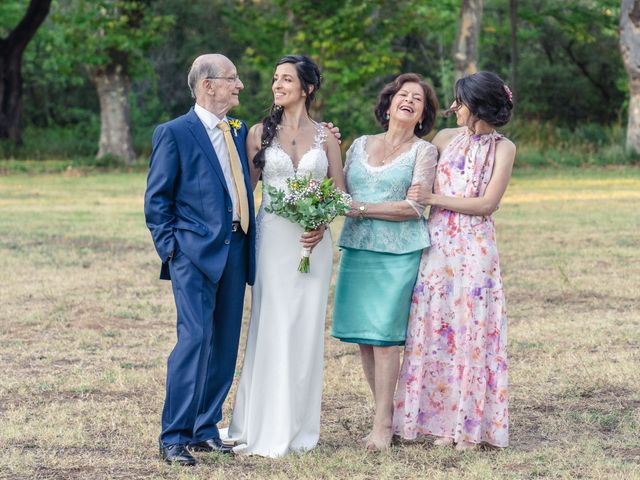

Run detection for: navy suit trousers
[[160, 230, 247, 446]]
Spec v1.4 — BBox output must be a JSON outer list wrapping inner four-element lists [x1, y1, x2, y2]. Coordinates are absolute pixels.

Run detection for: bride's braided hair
[[253, 55, 322, 169]]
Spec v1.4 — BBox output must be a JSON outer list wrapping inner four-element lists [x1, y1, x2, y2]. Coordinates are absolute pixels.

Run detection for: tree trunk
[[0, 48, 23, 143], [453, 0, 484, 81], [0, 0, 52, 143], [620, 0, 640, 153], [89, 64, 136, 164], [509, 0, 518, 102]]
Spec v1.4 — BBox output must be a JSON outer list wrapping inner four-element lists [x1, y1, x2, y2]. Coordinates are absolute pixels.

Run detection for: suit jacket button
[[225, 239, 230, 245], [228, 207, 233, 212]]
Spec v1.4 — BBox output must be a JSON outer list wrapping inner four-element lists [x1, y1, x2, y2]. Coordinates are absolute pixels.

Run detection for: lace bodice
[[260, 124, 328, 204], [338, 135, 437, 254]]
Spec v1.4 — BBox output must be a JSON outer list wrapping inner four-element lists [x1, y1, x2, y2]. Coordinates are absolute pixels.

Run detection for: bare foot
[[455, 440, 477, 451], [364, 426, 393, 451], [365, 437, 391, 451], [433, 437, 454, 447]]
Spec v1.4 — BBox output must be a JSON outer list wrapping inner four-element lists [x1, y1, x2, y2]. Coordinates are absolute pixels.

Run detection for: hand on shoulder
[[322, 122, 342, 146], [323, 125, 341, 149]]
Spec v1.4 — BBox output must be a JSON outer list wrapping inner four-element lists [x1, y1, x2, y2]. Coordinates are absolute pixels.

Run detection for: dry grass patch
[[1, 168, 639, 479]]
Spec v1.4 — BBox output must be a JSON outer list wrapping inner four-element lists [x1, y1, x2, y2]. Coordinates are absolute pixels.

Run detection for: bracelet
[[358, 203, 367, 219]]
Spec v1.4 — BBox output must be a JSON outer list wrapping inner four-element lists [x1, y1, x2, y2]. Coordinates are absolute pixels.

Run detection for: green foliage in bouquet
[[264, 175, 351, 272]]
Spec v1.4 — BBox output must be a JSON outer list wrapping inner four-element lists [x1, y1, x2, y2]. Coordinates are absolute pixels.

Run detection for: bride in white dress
[[224, 55, 345, 457]]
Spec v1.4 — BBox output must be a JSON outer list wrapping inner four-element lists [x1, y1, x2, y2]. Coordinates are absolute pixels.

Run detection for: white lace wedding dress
[[225, 124, 333, 457]]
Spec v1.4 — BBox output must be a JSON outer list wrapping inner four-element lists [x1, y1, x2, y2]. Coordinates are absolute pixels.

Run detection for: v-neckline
[[273, 142, 322, 173], [273, 122, 325, 172]]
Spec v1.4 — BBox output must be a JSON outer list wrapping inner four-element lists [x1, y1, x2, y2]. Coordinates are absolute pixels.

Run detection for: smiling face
[[272, 62, 309, 108], [388, 82, 426, 128], [196, 54, 244, 118], [203, 56, 244, 115]]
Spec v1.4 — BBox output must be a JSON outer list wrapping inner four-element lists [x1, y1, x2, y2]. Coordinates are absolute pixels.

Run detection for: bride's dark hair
[[253, 55, 322, 169]]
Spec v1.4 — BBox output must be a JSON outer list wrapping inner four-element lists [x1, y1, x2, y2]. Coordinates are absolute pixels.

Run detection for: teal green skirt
[[331, 248, 422, 346]]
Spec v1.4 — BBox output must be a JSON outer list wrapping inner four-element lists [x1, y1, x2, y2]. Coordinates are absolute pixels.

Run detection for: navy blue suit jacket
[[144, 108, 256, 286]]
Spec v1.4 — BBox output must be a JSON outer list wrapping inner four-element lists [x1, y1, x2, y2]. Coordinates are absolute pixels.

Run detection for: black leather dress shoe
[[189, 438, 233, 454], [159, 442, 197, 465]]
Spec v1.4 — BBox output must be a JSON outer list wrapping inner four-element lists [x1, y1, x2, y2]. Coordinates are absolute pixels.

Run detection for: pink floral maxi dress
[[393, 130, 509, 447]]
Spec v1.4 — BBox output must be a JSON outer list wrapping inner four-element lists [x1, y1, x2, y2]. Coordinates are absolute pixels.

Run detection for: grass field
[[1, 167, 639, 479]]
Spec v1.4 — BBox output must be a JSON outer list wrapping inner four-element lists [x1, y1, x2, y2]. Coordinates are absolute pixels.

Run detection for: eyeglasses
[[206, 74, 241, 83]]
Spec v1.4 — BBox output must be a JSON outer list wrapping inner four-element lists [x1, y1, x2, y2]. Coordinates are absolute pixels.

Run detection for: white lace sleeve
[[406, 141, 438, 216]]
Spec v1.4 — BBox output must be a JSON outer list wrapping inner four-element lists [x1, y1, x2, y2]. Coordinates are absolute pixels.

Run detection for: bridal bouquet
[[264, 176, 351, 273]]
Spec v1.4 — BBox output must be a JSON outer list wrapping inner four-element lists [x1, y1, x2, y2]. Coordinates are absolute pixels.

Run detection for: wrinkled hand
[[345, 201, 361, 218], [407, 183, 432, 205], [321, 121, 341, 144], [300, 225, 326, 249]]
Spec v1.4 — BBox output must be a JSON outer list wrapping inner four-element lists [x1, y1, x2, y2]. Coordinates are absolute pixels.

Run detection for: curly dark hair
[[373, 73, 438, 137], [253, 55, 322, 169], [454, 71, 514, 128]]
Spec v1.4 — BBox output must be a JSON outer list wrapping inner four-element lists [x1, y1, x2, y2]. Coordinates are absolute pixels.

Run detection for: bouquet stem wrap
[[299, 247, 312, 273]]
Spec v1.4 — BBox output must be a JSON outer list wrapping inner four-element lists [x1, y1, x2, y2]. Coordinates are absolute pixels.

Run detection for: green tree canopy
[[2, 0, 630, 159]]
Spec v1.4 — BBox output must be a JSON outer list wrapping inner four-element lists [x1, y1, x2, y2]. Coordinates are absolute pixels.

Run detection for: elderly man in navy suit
[[145, 54, 256, 465]]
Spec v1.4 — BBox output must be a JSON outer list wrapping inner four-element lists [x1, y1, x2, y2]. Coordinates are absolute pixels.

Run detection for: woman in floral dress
[[393, 71, 516, 450]]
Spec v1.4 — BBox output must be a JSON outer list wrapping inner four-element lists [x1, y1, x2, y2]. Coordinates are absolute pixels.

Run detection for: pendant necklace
[[277, 124, 297, 146], [382, 133, 413, 164]]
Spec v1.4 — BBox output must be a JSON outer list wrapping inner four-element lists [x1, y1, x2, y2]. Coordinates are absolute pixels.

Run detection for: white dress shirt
[[194, 103, 242, 221]]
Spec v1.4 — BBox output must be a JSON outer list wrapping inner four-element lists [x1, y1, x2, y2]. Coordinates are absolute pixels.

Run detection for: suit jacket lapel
[[186, 108, 230, 196]]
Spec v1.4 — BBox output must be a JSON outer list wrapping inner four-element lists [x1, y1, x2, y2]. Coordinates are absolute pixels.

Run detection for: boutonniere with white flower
[[228, 118, 241, 137]]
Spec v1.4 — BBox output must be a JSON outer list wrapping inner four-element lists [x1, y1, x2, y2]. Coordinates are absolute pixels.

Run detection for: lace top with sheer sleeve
[[407, 139, 438, 215], [338, 135, 438, 254]]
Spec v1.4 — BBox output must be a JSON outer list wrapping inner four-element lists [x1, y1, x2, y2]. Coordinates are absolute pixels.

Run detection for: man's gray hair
[[187, 59, 220, 99]]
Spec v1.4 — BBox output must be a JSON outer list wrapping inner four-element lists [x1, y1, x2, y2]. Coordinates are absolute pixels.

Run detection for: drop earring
[[385, 112, 390, 120]]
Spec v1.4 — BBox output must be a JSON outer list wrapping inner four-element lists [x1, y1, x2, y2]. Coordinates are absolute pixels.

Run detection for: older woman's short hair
[[374, 73, 439, 137]]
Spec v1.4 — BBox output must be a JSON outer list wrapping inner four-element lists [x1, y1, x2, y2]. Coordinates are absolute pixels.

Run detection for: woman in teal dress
[[332, 73, 439, 450]]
